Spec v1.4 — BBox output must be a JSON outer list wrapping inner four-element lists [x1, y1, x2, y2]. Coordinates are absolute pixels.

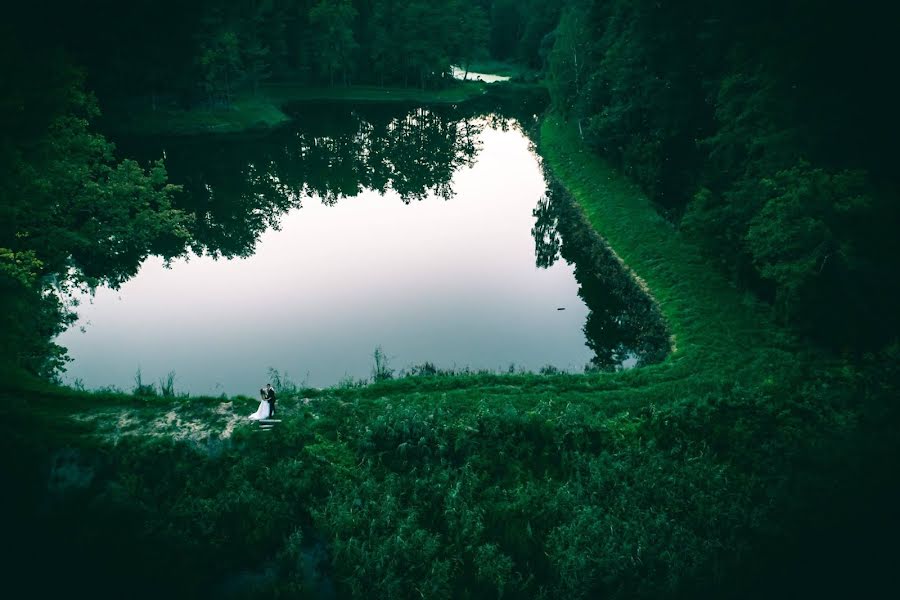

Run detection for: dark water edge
[[533, 175, 671, 370]]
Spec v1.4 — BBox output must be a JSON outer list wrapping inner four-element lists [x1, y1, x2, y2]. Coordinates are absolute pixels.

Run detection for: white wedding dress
[[248, 397, 271, 420]]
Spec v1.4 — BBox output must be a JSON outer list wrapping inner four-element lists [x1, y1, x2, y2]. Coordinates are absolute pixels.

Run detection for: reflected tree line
[[121, 93, 544, 259], [533, 179, 670, 370]]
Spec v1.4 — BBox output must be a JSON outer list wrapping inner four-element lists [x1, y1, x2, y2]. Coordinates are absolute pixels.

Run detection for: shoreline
[[99, 81, 494, 137]]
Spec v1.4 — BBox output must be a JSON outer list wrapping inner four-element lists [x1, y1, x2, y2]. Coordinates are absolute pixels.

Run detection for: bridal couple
[[249, 383, 277, 420]]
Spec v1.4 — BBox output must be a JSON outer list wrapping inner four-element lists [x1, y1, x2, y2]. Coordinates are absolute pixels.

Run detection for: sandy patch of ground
[[218, 402, 242, 440], [148, 409, 214, 441], [70, 413, 100, 424], [117, 411, 138, 430], [67, 397, 308, 444]]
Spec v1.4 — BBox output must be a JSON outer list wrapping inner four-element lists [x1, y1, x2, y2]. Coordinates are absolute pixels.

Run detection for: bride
[[248, 387, 271, 420]]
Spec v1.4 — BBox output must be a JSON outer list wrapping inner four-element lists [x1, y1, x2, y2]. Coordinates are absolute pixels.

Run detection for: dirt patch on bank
[[67, 399, 256, 443]]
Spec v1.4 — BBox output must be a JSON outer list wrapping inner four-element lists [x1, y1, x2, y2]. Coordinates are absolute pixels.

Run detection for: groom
[[265, 383, 277, 418]]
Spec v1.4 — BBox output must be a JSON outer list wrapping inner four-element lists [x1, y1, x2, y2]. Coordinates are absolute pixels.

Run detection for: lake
[[57, 97, 668, 395]]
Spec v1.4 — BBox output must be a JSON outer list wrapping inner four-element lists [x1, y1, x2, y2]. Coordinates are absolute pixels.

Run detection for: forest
[[2, 0, 899, 598]]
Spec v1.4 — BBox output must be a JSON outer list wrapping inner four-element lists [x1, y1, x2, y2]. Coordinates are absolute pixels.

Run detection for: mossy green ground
[[2, 114, 890, 598], [101, 81, 490, 136]]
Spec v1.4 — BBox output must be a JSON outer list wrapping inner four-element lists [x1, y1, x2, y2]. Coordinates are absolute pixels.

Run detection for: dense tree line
[[543, 0, 900, 351], [17, 0, 564, 107], [31, 0, 503, 106]]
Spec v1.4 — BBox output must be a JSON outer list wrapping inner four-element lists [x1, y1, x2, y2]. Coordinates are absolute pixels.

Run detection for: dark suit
[[265, 387, 276, 416]]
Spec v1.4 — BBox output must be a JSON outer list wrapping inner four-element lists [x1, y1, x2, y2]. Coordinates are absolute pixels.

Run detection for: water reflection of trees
[[533, 179, 670, 370], [159, 141, 301, 258], [120, 95, 545, 259]]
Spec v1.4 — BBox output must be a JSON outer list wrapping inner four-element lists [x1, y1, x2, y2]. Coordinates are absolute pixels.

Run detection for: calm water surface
[[57, 100, 667, 395]]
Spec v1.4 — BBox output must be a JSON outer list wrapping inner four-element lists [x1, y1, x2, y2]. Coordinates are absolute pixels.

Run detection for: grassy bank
[[539, 117, 796, 370], [3, 115, 895, 598], [101, 81, 489, 136]]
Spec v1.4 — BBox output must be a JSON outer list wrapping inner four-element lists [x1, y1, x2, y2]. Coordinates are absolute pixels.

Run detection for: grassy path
[[539, 116, 797, 381]]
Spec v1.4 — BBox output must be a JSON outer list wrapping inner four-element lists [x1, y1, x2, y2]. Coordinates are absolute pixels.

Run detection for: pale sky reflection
[[57, 125, 593, 395]]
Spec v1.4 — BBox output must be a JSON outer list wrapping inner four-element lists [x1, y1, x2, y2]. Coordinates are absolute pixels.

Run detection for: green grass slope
[[541, 117, 795, 369], [2, 116, 896, 599]]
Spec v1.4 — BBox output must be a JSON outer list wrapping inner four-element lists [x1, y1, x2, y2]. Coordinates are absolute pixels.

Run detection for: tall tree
[[309, 0, 359, 86], [196, 17, 244, 106], [546, 4, 592, 123], [450, 0, 490, 78]]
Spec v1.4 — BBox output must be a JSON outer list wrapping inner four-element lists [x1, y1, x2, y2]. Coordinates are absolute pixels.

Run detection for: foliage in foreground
[[3, 349, 897, 599]]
